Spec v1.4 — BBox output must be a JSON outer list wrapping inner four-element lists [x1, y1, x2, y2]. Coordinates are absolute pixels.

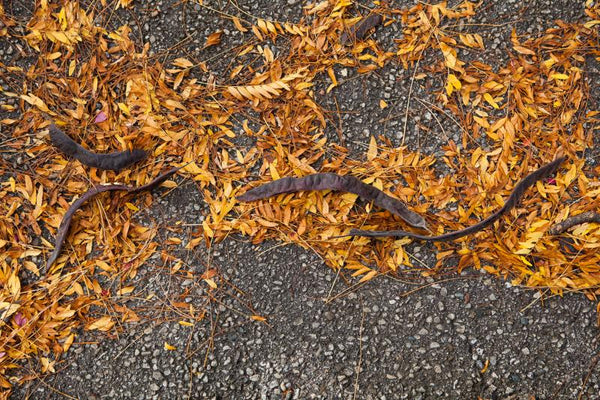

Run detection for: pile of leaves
[[0, 0, 599, 393]]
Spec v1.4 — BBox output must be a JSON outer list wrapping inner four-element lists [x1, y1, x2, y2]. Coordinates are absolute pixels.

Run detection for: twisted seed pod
[[46, 167, 180, 271], [348, 157, 566, 241]]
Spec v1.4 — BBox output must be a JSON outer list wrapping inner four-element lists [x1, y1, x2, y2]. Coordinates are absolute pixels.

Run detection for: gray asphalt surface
[[4, 0, 600, 399]]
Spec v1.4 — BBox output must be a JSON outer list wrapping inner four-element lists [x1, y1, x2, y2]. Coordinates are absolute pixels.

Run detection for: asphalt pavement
[[5, 0, 600, 399]]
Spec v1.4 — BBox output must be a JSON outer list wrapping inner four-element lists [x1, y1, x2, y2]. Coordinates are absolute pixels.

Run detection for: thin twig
[[352, 298, 366, 400]]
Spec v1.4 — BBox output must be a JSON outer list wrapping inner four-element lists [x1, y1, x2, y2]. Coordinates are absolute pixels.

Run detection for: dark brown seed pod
[[346, 157, 566, 241], [237, 172, 427, 230], [49, 124, 147, 171], [341, 13, 383, 45], [45, 167, 180, 272]]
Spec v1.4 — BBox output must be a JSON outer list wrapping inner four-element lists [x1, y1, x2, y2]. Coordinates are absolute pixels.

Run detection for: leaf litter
[[0, 0, 599, 393]]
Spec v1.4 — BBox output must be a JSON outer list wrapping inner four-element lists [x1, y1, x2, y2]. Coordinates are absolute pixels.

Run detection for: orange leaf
[[513, 45, 535, 55], [205, 31, 223, 48]]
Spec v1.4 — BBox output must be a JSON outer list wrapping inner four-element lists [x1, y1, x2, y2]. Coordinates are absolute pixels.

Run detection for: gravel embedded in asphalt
[[4, 0, 600, 399]]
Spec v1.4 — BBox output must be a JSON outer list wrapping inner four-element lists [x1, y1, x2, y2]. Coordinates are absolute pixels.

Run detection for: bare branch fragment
[[549, 211, 600, 235]]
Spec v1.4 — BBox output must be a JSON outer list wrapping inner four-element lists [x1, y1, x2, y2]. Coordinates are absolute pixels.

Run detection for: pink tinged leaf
[[0, 352, 6, 358], [14, 313, 27, 327], [94, 111, 108, 123], [546, 178, 556, 184]]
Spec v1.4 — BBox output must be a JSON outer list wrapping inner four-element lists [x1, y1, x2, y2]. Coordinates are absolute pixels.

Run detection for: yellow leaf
[[179, 321, 194, 327], [166, 237, 182, 245], [63, 333, 75, 353], [32, 184, 44, 219], [542, 57, 556, 69], [86, 316, 115, 331], [326, 67, 337, 93], [251, 315, 267, 322], [257, 19, 268, 33], [269, 162, 280, 180], [359, 269, 378, 283], [550, 73, 569, 80], [0, 302, 20, 319], [117, 286, 135, 295], [295, 82, 313, 90], [164, 342, 177, 351], [519, 256, 532, 266], [483, 93, 499, 109], [473, 115, 489, 129], [367, 136, 377, 161], [183, 162, 215, 183], [57, 7, 67, 29], [563, 163, 577, 186], [118, 102, 130, 116], [21, 94, 50, 112], [232, 16, 248, 32], [54, 307, 76, 319], [52, 31, 70, 44], [173, 57, 194, 68], [448, 73, 462, 90], [125, 202, 139, 212], [204, 278, 217, 289], [379, 99, 388, 109], [96, 260, 115, 272], [205, 31, 223, 48], [202, 220, 214, 238], [7, 273, 20, 297], [40, 357, 56, 373], [164, 99, 186, 110], [513, 45, 535, 55], [439, 42, 457, 69], [256, 217, 279, 227]]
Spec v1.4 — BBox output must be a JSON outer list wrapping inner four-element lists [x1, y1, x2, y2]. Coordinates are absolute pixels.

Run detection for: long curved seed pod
[[237, 172, 427, 229], [49, 124, 148, 171], [347, 157, 566, 241], [46, 167, 180, 271]]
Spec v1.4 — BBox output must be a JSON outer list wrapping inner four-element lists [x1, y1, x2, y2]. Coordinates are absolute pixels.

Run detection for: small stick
[[549, 211, 600, 235]]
